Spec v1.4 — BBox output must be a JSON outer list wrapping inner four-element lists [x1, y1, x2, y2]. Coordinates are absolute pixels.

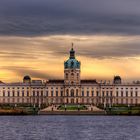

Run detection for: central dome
[[64, 47, 80, 69]]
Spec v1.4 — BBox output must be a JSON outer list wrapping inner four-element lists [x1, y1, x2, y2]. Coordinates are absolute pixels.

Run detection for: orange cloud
[[0, 35, 140, 82]]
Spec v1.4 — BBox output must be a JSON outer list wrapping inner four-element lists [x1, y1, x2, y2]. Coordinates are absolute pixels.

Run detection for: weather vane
[[72, 42, 74, 48]]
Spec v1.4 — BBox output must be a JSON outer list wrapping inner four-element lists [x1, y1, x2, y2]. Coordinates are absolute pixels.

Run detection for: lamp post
[[33, 104, 36, 115], [104, 101, 106, 110], [78, 104, 80, 111], [109, 103, 112, 114]]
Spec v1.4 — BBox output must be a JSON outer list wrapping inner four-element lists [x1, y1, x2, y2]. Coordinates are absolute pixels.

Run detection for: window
[[82, 91, 84, 97], [106, 91, 109, 97], [3, 91, 5, 97], [126, 91, 128, 97], [51, 91, 53, 97], [12, 91, 15, 97], [121, 99, 123, 104], [135, 91, 138, 97], [46, 91, 48, 97], [37, 91, 39, 96], [102, 91, 104, 97], [17, 91, 20, 97], [96, 91, 99, 97], [110, 91, 113, 97], [121, 91, 123, 97], [131, 91, 133, 97], [61, 91, 63, 96], [71, 73, 74, 79], [22, 91, 24, 97], [126, 99, 128, 104], [33, 91, 35, 97], [71, 81, 74, 84], [66, 89, 69, 96], [41, 91, 43, 96], [56, 91, 58, 97], [27, 91, 29, 97], [8, 91, 10, 97], [12, 98, 15, 103], [116, 91, 119, 97], [87, 91, 89, 97], [76, 89, 78, 96], [92, 91, 94, 97], [116, 99, 118, 104], [71, 89, 74, 97], [76, 98, 78, 103], [136, 99, 138, 104], [77, 73, 79, 80]]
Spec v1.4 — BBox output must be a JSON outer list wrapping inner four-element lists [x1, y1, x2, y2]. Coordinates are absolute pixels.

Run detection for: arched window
[[71, 73, 74, 76], [71, 89, 74, 97], [66, 89, 69, 97], [77, 73, 79, 80], [76, 89, 78, 96], [71, 73, 74, 79]]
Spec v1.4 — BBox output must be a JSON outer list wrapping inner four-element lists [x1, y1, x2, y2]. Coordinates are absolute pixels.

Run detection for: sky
[[0, 0, 140, 82]]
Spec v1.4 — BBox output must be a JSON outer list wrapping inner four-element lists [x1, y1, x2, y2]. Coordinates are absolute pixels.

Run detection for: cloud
[[0, 35, 140, 60], [0, 66, 56, 80], [0, 0, 140, 36], [0, 35, 140, 82]]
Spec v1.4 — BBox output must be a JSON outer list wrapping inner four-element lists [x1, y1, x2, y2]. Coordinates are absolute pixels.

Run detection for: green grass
[[106, 106, 140, 115], [0, 105, 38, 115], [58, 105, 87, 110]]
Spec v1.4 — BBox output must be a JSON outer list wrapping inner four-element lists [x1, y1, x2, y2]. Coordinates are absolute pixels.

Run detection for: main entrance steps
[[38, 105, 106, 115]]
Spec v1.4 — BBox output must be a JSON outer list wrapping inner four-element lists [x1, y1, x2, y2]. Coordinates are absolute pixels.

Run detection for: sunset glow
[[0, 35, 140, 82]]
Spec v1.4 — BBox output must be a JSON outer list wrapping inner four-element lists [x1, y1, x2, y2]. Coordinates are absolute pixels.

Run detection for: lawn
[[58, 105, 87, 110], [106, 106, 140, 115]]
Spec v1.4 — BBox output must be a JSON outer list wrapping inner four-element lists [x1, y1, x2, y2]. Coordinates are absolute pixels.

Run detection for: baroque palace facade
[[0, 48, 140, 106]]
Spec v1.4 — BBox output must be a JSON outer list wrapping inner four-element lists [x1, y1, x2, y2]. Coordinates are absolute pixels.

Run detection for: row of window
[[1, 86, 139, 90], [1, 98, 138, 104], [2, 91, 30, 97], [2, 87, 29, 90], [115, 99, 138, 104], [116, 87, 138, 90], [102, 91, 113, 97], [116, 91, 138, 97], [1, 90, 139, 97]]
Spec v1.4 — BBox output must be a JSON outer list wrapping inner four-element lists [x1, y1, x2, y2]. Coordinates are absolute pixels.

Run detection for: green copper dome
[[64, 48, 80, 69]]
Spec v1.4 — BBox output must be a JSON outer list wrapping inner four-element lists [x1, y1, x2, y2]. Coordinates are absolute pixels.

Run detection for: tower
[[64, 45, 81, 85]]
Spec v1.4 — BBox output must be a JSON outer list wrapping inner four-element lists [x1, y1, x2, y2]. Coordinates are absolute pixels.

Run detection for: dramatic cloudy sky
[[0, 0, 140, 82]]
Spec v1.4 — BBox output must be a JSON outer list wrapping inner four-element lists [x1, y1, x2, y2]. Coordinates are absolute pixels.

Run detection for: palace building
[[0, 48, 140, 106]]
